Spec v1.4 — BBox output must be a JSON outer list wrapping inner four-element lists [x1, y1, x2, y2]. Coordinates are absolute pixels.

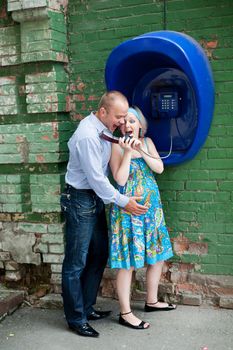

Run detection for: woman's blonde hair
[[128, 106, 148, 137]]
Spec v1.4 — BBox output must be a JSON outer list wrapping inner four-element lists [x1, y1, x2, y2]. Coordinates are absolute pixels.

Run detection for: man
[[61, 91, 148, 338]]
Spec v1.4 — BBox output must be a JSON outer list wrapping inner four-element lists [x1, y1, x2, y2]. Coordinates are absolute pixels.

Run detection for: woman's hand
[[118, 136, 142, 152]]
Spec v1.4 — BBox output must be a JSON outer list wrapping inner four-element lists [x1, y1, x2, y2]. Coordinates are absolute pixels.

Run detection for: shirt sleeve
[[77, 137, 129, 207]]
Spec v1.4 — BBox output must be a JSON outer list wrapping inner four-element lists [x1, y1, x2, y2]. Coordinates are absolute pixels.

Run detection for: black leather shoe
[[87, 310, 111, 321], [119, 311, 150, 330], [144, 301, 177, 312], [68, 323, 99, 337]]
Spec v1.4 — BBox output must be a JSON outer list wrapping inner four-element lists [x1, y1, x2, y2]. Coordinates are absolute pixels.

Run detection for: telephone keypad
[[151, 90, 179, 118]]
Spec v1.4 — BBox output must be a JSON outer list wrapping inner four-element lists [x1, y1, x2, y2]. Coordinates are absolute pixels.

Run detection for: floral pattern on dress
[[109, 157, 173, 269]]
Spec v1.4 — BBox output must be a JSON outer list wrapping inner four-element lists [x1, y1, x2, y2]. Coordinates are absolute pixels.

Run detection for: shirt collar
[[90, 112, 111, 134]]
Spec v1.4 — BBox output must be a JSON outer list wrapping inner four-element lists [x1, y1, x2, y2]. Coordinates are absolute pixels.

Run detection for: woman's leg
[[146, 261, 176, 311], [117, 268, 149, 327], [116, 267, 133, 314], [146, 261, 164, 303], [146, 261, 175, 308]]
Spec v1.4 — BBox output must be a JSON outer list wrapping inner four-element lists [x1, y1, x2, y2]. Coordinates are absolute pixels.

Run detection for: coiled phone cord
[[139, 135, 173, 160], [100, 131, 173, 160]]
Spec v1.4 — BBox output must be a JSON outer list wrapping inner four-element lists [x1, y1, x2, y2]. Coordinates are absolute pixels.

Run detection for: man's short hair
[[98, 91, 128, 111]]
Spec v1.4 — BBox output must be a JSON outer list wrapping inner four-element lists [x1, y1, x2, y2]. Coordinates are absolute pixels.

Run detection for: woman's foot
[[119, 311, 150, 329], [145, 301, 177, 312]]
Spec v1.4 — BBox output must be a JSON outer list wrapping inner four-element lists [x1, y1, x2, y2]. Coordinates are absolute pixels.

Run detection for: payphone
[[105, 31, 215, 165], [152, 89, 179, 119]]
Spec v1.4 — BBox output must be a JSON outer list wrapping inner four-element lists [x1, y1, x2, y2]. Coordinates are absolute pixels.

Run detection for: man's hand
[[124, 196, 148, 215]]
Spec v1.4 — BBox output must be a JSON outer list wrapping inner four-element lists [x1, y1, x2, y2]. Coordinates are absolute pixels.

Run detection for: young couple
[[61, 91, 176, 338]]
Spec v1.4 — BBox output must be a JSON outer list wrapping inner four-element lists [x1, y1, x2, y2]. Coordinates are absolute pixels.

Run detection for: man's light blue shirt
[[65, 112, 129, 207]]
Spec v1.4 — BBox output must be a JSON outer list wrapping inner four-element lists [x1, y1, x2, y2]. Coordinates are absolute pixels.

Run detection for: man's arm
[[78, 137, 147, 214], [78, 137, 128, 207]]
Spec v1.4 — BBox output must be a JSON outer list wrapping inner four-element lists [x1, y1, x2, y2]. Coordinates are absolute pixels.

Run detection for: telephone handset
[[99, 131, 132, 144], [99, 131, 172, 159], [99, 131, 132, 143]]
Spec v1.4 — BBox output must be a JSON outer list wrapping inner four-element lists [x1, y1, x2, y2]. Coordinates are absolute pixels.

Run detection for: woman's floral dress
[[109, 157, 173, 269]]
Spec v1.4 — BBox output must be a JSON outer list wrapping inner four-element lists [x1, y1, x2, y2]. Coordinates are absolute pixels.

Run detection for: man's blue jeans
[[61, 185, 108, 326]]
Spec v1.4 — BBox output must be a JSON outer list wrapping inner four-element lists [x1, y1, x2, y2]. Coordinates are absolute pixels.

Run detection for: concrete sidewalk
[[0, 297, 232, 350]]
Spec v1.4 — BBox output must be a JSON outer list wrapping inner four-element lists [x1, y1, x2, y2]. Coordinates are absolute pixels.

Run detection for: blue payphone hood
[[105, 30, 215, 166]]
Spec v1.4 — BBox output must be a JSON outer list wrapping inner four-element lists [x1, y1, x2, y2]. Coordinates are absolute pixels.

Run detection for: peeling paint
[[77, 82, 86, 91], [72, 113, 84, 120], [0, 1, 7, 19], [12, 214, 25, 221], [74, 94, 85, 101], [206, 40, 218, 49], [17, 137, 29, 163], [41, 135, 51, 141], [56, 52, 68, 62], [173, 235, 190, 255], [65, 95, 72, 111], [88, 95, 98, 101], [36, 155, 45, 163], [52, 122, 59, 139], [16, 136, 25, 143], [19, 84, 26, 95], [200, 39, 218, 59]]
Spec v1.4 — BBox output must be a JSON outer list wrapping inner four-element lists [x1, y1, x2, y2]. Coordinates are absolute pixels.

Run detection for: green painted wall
[[0, 0, 233, 304], [68, 0, 233, 277], [0, 0, 72, 291]]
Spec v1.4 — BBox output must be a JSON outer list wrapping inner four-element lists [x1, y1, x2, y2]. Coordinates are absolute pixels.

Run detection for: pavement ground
[[0, 297, 232, 350]]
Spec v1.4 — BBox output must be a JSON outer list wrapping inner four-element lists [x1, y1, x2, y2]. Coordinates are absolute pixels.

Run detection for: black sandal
[[119, 311, 150, 330], [145, 301, 177, 312]]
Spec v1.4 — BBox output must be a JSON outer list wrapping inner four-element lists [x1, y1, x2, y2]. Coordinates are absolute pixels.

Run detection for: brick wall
[[0, 0, 71, 293], [67, 0, 233, 306], [0, 0, 233, 307]]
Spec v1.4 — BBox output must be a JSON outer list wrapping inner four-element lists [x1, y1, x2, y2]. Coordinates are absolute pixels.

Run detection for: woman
[[109, 107, 176, 330]]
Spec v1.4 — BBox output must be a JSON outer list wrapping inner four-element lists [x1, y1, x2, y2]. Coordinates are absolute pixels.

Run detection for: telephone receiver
[[100, 131, 132, 144]]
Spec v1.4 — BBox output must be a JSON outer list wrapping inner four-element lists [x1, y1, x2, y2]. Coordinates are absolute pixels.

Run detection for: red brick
[[0, 291, 24, 316]]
